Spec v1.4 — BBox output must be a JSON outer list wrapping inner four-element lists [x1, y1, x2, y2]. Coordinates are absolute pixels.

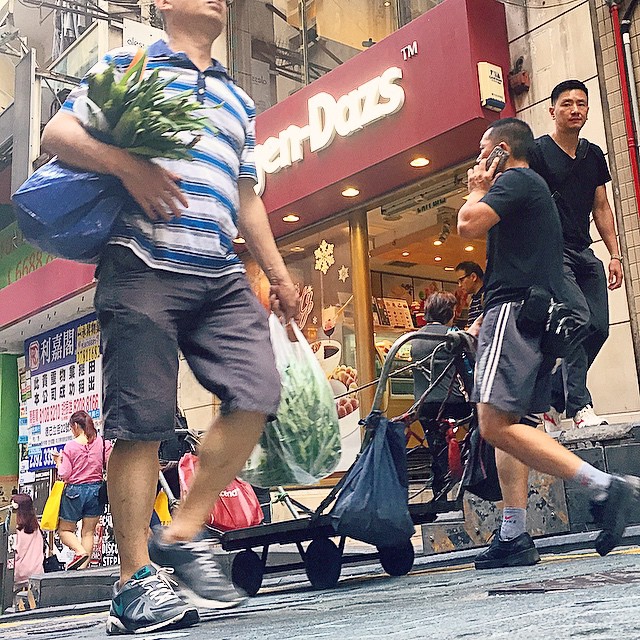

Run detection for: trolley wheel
[[231, 550, 264, 597], [304, 538, 342, 590], [377, 541, 415, 576]]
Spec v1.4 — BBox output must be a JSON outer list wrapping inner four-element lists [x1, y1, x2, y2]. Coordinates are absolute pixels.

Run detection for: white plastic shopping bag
[[240, 315, 341, 487]]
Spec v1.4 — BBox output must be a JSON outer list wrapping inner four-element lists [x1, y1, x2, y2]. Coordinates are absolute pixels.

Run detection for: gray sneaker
[[106, 565, 199, 635], [149, 533, 245, 610]]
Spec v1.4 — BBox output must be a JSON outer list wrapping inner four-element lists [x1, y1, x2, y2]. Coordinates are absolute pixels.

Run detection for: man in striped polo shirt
[[455, 260, 484, 328], [42, 0, 298, 634]]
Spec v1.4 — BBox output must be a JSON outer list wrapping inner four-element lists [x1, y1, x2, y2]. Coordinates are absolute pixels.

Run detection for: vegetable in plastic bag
[[240, 316, 342, 487]]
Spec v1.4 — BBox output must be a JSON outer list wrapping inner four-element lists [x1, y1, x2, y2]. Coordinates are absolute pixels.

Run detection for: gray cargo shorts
[[94, 245, 280, 442], [471, 301, 551, 417]]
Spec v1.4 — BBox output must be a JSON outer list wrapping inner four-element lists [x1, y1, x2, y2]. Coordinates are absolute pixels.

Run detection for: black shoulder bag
[[41, 531, 65, 572]]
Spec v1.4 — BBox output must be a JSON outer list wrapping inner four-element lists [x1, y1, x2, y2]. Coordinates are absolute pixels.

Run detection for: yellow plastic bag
[[41, 480, 64, 530], [153, 490, 172, 526]]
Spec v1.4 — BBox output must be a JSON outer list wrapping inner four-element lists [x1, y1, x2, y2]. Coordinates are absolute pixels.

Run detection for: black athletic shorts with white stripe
[[472, 301, 551, 417]]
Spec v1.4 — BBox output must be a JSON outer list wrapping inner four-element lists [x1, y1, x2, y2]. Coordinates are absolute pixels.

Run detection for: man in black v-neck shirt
[[529, 80, 623, 430]]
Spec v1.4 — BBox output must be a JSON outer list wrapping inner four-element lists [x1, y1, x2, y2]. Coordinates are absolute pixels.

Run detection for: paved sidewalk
[[2, 542, 640, 639]]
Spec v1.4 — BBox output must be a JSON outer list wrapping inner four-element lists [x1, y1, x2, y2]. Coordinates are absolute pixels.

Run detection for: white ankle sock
[[573, 462, 612, 501], [500, 507, 527, 541]]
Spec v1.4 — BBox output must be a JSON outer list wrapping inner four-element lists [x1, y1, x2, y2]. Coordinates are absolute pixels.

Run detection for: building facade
[[0, 0, 638, 508]]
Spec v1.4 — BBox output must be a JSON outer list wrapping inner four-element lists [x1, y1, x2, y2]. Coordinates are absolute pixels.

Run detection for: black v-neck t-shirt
[[529, 134, 611, 251], [480, 167, 565, 310]]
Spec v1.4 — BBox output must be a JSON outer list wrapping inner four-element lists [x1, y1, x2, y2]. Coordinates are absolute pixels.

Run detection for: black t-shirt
[[480, 167, 565, 310], [529, 135, 611, 251]]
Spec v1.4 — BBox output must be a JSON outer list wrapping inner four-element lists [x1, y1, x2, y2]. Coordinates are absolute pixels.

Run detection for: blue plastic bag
[[330, 411, 414, 547], [12, 159, 130, 263]]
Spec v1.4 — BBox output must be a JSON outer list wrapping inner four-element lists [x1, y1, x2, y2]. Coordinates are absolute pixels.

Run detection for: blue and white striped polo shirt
[[62, 39, 257, 278]]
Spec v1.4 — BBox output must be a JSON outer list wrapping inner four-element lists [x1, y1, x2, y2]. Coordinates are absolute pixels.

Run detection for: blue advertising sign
[[24, 313, 103, 471]]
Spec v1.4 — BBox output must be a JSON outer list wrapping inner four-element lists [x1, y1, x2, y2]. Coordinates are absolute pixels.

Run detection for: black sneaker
[[474, 531, 540, 570], [106, 565, 199, 635], [149, 533, 245, 610], [592, 475, 639, 556]]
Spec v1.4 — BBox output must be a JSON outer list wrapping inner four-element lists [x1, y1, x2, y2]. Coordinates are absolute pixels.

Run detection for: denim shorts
[[59, 482, 102, 522]]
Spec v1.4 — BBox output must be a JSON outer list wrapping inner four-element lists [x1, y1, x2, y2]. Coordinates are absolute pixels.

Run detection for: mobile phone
[[485, 146, 510, 176]]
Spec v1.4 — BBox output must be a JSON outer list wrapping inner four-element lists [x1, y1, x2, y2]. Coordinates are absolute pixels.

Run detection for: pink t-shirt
[[14, 528, 44, 589], [58, 436, 113, 484]]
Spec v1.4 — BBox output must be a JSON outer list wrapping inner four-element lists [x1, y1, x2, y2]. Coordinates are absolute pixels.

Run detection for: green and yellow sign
[[0, 220, 56, 290]]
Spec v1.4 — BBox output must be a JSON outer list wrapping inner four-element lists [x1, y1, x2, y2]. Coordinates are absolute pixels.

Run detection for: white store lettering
[[255, 67, 405, 195]]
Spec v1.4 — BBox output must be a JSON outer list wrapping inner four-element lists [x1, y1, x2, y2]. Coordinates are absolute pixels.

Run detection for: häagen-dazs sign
[[255, 67, 406, 195]]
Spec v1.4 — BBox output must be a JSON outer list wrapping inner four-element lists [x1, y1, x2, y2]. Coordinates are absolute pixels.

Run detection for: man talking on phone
[[530, 80, 622, 430], [459, 117, 638, 570]]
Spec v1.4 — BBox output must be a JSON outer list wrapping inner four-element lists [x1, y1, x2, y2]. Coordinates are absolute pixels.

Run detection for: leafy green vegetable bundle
[[76, 50, 208, 160]]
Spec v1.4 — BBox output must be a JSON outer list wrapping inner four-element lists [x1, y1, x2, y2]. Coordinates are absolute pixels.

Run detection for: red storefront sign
[[258, 0, 514, 239]]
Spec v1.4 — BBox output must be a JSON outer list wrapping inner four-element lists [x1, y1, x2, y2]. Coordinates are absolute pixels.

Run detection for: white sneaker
[[573, 404, 608, 429], [542, 406, 562, 433]]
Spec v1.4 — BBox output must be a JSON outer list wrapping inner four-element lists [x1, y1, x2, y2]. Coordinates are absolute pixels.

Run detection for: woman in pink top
[[53, 410, 112, 570], [12, 493, 44, 591]]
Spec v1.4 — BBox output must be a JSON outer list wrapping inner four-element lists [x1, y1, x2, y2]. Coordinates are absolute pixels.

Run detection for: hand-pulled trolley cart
[[208, 329, 481, 596]]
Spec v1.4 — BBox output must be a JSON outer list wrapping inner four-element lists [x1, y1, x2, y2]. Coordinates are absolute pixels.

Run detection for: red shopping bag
[[178, 453, 264, 531]]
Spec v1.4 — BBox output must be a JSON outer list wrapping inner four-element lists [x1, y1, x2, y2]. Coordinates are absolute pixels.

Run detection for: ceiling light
[[283, 214, 300, 223], [290, 246, 305, 253], [434, 256, 442, 262], [433, 239, 443, 246], [233, 236, 246, 244], [464, 245, 474, 252], [341, 187, 360, 197], [383, 1, 391, 6], [410, 157, 430, 168], [402, 251, 410, 257], [444, 266, 455, 271]]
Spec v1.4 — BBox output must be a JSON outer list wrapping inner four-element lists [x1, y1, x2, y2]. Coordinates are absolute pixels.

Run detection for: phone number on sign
[[6, 252, 56, 285]]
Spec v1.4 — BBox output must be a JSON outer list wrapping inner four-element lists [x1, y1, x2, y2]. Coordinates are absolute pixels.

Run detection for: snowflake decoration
[[338, 265, 349, 283], [314, 240, 335, 274]]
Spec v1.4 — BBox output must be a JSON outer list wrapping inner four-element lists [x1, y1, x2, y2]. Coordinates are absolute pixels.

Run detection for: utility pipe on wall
[[620, 20, 640, 152], [609, 1, 640, 214]]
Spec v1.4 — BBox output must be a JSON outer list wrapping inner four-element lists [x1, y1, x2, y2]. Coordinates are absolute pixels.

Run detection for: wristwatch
[[610, 254, 623, 261]]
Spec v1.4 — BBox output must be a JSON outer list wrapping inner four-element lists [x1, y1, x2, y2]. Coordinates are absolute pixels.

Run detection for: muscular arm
[[237, 179, 298, 320], [457, 194, 500, 239], [41, 111, 187, 220], [592, 184, 623, 289]]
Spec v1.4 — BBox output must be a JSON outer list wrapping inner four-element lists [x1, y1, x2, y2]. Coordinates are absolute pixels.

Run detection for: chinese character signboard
[[24, 314, 102, 471]]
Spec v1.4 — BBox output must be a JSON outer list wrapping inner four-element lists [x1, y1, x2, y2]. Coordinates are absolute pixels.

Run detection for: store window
[[367, 171, 483, 412], [248, 0, 447, 111], [279, 223, 356, 379], [312, 0, 397, 73], [397, 0, 446, 27]]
